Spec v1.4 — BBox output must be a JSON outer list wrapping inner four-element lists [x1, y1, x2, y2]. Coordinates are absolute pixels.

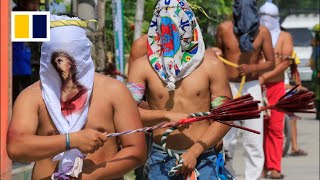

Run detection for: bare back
[[216, 21, 274, 82], [267, 31, 293, 82], [28, 74, 124, 179], [129, 50, 232, 150]]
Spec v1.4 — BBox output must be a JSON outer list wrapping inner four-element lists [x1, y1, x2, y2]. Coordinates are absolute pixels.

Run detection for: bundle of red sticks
[[178, 85, 315, 134]]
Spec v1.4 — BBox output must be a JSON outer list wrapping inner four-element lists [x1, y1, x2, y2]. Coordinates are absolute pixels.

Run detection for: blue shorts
[[146, 144, 234, 180]]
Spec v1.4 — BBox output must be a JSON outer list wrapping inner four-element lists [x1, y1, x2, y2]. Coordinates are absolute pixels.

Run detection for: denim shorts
[[146, 144, 234, 180]]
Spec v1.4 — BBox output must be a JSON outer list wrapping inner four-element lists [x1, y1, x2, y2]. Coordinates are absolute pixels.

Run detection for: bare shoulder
[[94, 73, 127, 93], [259, 25, 270, 35], [218, 21, 232, 30], [16, 81, 42, 102], [13, 81, 42, 110], [280, 31, 292, 40], [129, 55, 150, 75], [132, 55, 149, 67], [132, 34, 148, 49], [202, 50, 225, 71]]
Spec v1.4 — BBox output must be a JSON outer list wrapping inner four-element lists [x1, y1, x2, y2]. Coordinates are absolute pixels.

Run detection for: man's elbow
[[267, 60, 275, 71], [7, 139, 24, 162], [7, 135, 31, 162], [132, 140, 148, 167], [135, 144, 147, 166]]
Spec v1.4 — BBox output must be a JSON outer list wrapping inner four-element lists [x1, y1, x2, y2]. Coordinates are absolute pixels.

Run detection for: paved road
[[230, 113, 319, 180]]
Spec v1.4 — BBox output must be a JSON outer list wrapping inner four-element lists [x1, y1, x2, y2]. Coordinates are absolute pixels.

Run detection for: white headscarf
[[147, 0, 205, 91], [259, 1, 281, 48], [40, 15, 94, 179]]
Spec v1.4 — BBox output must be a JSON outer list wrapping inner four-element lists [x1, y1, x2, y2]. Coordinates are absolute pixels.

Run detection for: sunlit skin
[[259, 31, 293, 84], [216, 21, 275, 82], [7, 50, 147, 180], [128, 50, 233, 178]]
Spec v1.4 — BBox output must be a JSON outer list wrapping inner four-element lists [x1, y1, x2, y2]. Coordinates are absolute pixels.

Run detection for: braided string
[[50, 19, 98, 29], [160, 126, 184, 176], [160, 95, 229, 176], [160, 111, 212, 177]]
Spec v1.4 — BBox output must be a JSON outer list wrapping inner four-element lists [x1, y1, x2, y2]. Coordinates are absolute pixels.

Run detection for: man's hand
[[70, 129, 108, 154], [165, 111, 189, 122], [177, 150, 198, 179], [297, 85, 308, 92], [259, 75, 265, 85], [238, 64, 257, 76]]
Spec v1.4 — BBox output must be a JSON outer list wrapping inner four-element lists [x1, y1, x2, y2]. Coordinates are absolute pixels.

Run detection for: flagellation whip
[[107, 86, 315, 138], [159, 85, 315, 177]]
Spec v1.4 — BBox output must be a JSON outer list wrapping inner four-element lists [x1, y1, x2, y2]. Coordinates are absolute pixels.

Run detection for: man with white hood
[[7, 15, 146, 180], [259, 1, 293, 178]]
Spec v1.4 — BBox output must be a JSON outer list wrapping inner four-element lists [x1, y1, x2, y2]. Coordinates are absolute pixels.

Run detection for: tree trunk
[[134, 0, 145, 40], [95, 0, 106, 72], [71, 0, 78, 16], [77, 0, 106, 72]]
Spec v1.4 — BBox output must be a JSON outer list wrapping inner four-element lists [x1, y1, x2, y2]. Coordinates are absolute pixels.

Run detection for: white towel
[[147, 0, 205, 91]]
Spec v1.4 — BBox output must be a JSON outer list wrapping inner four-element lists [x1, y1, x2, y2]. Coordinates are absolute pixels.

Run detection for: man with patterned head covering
[[7, 15, 146, 179], [259, 1, 295, 178], [215, 0, 275, 179], [128, 0, 234, 179]]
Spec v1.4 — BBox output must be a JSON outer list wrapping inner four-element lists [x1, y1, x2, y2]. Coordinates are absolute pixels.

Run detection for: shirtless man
[[128, 0, 233, 179], [259, 2, 293, 178], [7, 15, 146, 180], [215, 0, 275, 179]]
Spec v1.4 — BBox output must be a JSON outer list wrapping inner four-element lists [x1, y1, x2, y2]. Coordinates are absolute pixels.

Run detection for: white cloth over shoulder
[[40, 15, 94, 180]]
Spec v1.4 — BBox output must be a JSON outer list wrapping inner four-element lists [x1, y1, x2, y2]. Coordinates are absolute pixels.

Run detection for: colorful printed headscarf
[[233, 0, 260, 52], [147, 0, 205, 91], [259, 1, 280, 48], [40, 15, 94, 179]]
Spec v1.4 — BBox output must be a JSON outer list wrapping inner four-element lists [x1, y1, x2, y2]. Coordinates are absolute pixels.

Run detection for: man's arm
[[257, 26, 275, 72], [215, 23, 224, 53], [240, 27, 276, 75], [81, 81, 147, 179], [127, 57, 188, 127], [261, 32, 293, 82], [178, 55, 232, 178], [7, 87, 106, 162], [7, 88, 66, 161], [190, 56, 232, 156]]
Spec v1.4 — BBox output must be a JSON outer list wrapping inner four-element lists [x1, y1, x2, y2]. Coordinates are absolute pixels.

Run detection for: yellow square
[[14, 15, 29, 38]]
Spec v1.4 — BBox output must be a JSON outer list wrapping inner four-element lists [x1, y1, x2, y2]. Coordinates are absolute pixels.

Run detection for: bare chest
[[37, 97, 115, 136], [145, 67, 210, 111], [222, 30, 262, 64]]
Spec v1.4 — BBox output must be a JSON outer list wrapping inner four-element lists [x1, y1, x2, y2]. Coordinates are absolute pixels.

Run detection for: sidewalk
[[231, 113, 319, 180]]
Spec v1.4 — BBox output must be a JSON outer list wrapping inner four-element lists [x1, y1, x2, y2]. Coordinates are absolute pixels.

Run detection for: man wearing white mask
[[259, 1, 293, 178], [7, 15, 146, 180]]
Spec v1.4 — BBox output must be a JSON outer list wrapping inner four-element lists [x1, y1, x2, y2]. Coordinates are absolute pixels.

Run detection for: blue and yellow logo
[[11, 11, 50, 42]]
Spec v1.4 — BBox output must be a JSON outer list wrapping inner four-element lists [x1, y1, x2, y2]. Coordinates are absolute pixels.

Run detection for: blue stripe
[[32, 15, 47, 38]]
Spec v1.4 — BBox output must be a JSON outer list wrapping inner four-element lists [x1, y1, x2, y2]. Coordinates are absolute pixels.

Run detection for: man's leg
[[264, 82, 285, 176], [242, 81, 264, 180], [196, 151, 234, 180]]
